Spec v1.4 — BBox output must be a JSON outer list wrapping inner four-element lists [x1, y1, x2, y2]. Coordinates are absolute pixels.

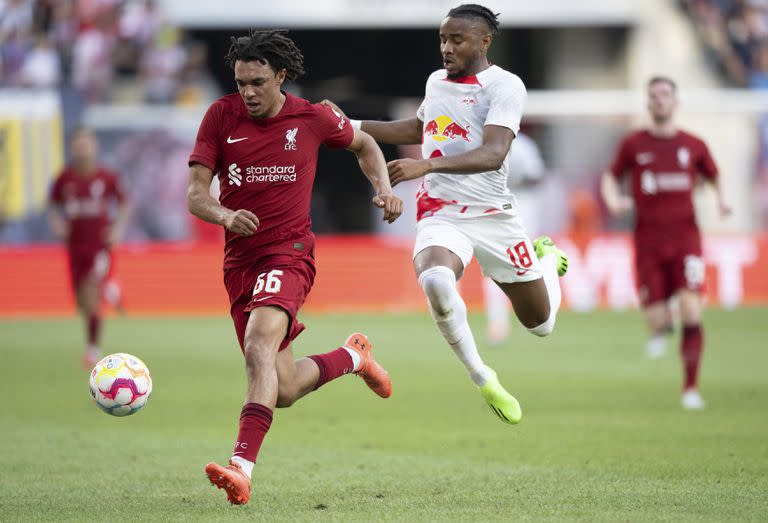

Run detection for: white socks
[[342, 347, 362, 371], [419, 266, 490, 387], [527, 253, 562, 337], [231, 456, 254, 478]]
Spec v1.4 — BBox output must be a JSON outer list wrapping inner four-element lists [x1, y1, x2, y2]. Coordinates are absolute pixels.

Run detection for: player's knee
[[419, 266, 457, 318], [527, 313, 556, 337], [429, 296, 456, 318], [243, 339, 275, 373], [276, 385, 298, 408]]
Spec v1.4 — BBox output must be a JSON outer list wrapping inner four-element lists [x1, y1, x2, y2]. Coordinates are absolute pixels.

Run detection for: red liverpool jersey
[[49, 167, 126, 252], [189, 92, 354, 269], [609, 129, 718, 240]]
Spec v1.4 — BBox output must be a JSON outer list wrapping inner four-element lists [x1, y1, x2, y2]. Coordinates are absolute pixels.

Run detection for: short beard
[[447, 52, 483, 78]]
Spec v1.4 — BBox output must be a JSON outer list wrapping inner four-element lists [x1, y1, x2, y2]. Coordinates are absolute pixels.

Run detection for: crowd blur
[[0, 0, 217, 105], [683, 0, 768, 88]]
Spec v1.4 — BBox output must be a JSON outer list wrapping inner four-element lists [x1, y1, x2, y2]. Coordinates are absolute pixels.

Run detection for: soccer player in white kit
[[325, 4, 568, 424]]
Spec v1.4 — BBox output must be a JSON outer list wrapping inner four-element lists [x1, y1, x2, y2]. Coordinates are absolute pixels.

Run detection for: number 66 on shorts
[[253, 269, 284, 295]]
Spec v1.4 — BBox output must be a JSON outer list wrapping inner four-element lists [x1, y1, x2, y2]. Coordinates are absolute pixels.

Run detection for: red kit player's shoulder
[[623, 129, 650, 145], [96, 166, 119, 181], [211, 93, 246, 120], [283, 93, 322, 119], [56, 166, 75, 180], [200, 93, 245, 130], [676, 128, 709, 148]]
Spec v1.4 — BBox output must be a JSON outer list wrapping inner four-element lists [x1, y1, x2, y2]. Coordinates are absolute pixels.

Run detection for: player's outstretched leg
[[419, 265, 520, 424], [527, 235, 568, 337], [341, 332, 392, 398], [205, 458, 252, 505], [275, 332, 393, 407], [680, 323, 705, 409], [643, 303, 673, 359], [479, 368, 522, 424], [77, 277, 103, 370]]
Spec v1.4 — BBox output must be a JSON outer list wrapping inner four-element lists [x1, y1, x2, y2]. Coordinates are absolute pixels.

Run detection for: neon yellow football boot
[[479, 368, 522, 425], [533, 236, 569, 276]]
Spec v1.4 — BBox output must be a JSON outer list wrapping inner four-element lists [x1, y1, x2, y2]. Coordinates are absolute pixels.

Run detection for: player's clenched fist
[[223, 209, 260, 236], [388, 158, 430, 187], [372, 193, 404, 223]]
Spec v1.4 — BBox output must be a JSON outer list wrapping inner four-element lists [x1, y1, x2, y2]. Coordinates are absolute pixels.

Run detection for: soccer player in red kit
[[601, 76, 731, 410], [187, 30, 403, 505], [49, 126, 130, 369]]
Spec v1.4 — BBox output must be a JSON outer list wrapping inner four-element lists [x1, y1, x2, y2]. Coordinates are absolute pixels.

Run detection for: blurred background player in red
[[48, 126, 130, 369], [601, 76, 732, 410], [187, 29, 402, 505]]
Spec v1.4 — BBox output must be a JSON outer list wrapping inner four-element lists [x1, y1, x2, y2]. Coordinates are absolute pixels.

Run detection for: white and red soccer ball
[[89, 353, 152, 417]]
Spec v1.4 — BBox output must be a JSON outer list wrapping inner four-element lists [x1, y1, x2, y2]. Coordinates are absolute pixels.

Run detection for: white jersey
[[416, 64, 527, 221]]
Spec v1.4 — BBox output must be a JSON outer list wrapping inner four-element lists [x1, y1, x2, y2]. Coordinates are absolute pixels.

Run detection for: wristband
[[350, 119, 362, 130]]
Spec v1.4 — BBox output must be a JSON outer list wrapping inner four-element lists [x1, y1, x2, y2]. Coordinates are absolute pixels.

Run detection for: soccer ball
[[89, 353, 152, 417]]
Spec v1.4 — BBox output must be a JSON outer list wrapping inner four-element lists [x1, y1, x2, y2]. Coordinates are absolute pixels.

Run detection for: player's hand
[[607, 196, 634, 217], [319, 99, 347, 120], [372, 193, 403, 224], [223, 209, 259, 236], [105, 226, 123, 248], [52, 222, 69, 241], [718, 200, 733, 218], [388, 158, 430, 187]]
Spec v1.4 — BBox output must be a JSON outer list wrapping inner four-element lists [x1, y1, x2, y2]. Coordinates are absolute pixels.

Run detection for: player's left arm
[[108, 201, 131, 248], [346, 128, 403, 223], [697, 141, 732, 217], [705, 176, 732, 217], [47, 178, 69, 241], [107, 176, 131, 248], [388, 125, 513, 186]]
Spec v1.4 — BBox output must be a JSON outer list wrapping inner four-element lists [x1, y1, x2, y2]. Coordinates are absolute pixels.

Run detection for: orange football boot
[[343, 333, 392, 398], [205, 460, 251, 505]]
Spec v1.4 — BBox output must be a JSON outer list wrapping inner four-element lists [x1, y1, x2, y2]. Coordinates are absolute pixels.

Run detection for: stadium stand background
[[1, 0, 767, 313]]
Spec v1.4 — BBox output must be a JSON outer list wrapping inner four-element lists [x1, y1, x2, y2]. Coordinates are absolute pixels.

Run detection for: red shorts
[[67, 247, 112, 290], [224, 250, 316, 352], [634, 232, 705, 306]]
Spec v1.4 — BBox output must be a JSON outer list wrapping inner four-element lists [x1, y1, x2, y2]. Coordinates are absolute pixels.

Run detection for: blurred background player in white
[[601, 76, 731, 410], [48, 127, 130, 369], [482, 131, 546, 344], [325, 4, 568, 425]]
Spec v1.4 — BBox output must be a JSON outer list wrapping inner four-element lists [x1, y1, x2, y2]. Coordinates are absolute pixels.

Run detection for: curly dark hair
[[447, 4, 501, 36], [224, 29, 305, 81]]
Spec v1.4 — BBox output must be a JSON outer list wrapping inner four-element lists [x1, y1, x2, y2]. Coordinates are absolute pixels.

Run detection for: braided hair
[[446, 4, 501, 36], [224, 29, 305, 81]]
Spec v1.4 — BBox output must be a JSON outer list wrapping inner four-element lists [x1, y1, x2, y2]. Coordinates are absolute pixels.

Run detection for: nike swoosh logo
[[227, 136, 248, 144]]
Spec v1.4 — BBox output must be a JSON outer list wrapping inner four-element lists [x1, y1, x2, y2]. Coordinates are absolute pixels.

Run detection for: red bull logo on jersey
[[423, 115, 471, 142]]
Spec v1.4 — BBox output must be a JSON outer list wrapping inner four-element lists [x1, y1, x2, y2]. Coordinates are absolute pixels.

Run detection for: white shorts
[[413, 213, 543, 284]]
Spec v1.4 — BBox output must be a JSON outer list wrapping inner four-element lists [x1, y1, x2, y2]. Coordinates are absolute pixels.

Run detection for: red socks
[[87, 314, 101, 346], [681, 325, 703, 390], [308, 348, 354, 390], [233, 403, 273, 463]]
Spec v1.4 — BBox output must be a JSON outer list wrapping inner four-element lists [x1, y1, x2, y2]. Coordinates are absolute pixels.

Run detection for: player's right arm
[[600, 172, 633, 217], [47, 206, 69, 241], [358, 118, 423, 145], [601, 136, 634, 217], [187, 163, 259, 236], [320, 100, 423, 145], [47, 176, 69, 241]]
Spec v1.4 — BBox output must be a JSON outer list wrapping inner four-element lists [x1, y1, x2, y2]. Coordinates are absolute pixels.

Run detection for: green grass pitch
[[1, 308, 766, 522]]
